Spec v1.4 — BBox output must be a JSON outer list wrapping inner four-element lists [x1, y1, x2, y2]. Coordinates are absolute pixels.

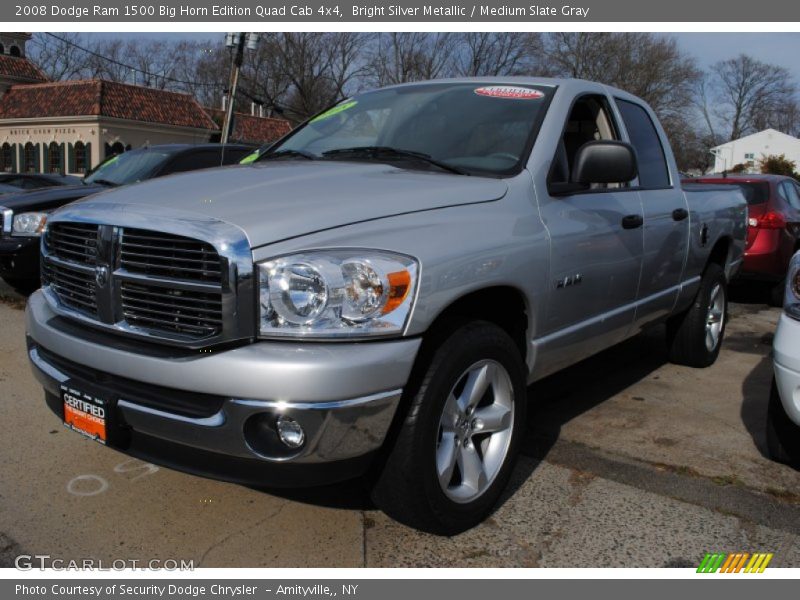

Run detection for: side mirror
[[572, 141, 638, 185]]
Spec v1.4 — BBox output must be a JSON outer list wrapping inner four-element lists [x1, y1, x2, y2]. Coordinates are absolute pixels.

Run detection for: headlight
[[786, 253, 800, 321], [12, 212, 48, 236], [258, 250, 418, 338]]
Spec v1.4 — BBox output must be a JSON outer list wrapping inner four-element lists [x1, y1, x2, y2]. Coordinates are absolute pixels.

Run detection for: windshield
[[264, 82, 554, 176], [84, 150, 173, 186]]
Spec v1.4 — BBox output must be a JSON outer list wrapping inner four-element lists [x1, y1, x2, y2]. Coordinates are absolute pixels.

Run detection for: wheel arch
[[420, 285, 531, 366]]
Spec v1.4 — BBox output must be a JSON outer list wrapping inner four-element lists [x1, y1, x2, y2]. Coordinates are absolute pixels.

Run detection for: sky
[[99, 32, 800, 81]]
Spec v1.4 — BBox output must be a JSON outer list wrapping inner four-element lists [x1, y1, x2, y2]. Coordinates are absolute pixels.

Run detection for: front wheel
[[371, 321, 527, 535], [667, 263, 728, 368]]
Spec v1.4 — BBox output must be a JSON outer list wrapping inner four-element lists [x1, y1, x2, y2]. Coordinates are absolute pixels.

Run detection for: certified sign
[[474, 86, 545, 100]]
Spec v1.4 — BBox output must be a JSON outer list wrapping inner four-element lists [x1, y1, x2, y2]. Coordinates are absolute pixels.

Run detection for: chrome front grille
[[120, 228, 222, 283], [120, 281, 223, 337], [41, 259, 98, 317], [41, 219, 240, 346], [46, 222, 99, 265]]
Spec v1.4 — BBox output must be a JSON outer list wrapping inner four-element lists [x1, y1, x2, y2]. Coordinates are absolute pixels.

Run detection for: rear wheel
[[769, 280, 785, 308], [766, 378, 800, 468], [667, 263, 728, 368], [371, 321, 526, 535]]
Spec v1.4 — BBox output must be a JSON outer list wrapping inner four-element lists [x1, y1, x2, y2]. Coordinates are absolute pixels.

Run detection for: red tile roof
[[206, 108, 292, 144], [0, 79, 216, 130], [0, 55, 48, 83]]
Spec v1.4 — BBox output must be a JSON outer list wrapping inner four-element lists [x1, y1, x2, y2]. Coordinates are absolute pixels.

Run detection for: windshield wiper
[[258, 149, 319, 161], [89, 179, 119, 187], [322, 146, 468, 175]]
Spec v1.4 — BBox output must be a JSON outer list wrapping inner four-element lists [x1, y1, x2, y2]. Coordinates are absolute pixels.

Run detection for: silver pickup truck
[[26, 78, 746, 534]]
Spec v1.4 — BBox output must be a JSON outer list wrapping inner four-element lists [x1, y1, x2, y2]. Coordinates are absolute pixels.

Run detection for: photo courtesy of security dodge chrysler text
[[25, 78, 747, 534]]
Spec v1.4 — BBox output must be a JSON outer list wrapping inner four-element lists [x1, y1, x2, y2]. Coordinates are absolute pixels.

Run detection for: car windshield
[[263, 82, 554, 176], [84, 149, 173, 186]]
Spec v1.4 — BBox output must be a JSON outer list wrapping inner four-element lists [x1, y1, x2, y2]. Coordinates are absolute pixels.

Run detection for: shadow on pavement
[[740, 354, 775, 460], [256, 327, 672, 516], [499, 326, 669, 505]]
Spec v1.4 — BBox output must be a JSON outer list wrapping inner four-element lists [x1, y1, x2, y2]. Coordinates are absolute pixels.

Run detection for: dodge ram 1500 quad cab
[[26, 78, 747, 534]]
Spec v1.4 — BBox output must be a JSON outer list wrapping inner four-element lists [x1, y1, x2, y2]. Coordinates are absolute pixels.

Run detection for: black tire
[[769, 280, 785, 308], [1, 276, 38, 296], [371, 321, 527, 535], [766, 378, 800, 468], [667, 263, 728, 368]]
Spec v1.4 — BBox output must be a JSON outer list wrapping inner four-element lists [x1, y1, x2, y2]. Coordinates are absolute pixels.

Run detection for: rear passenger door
[[615, 98, 690, 328]]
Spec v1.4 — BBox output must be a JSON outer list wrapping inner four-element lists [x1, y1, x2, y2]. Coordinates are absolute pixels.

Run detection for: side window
[[781, 181, 800, 209], [550, 95, 621, 187], [164, 151, 223, 175], [615, 99, 671, 189]]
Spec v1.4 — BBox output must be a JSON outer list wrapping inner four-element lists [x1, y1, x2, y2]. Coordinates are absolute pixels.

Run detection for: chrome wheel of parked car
[[436, 359, 514, 503], [371, 321, 526, 535], [705, 283, 725, 352]]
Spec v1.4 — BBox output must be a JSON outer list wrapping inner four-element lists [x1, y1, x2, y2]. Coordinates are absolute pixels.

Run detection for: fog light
[[275, 415, 305, 448]]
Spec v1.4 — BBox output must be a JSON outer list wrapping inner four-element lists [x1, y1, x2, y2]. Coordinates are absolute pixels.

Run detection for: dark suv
[[0, 143, 252, 293], [687, 174, 800, 303]]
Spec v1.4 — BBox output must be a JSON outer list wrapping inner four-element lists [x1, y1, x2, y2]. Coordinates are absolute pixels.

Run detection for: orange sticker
[[63, 389, 107, 444]]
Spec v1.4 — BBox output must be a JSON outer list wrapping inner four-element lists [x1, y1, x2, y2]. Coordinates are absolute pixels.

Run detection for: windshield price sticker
[[474, 86, 545, 100]]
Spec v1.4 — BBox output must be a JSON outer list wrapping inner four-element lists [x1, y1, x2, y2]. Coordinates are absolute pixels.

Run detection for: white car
[[769, 251, 800, 467]]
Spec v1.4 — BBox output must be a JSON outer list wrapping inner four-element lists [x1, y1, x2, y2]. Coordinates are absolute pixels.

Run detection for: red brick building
[[0, 33, 291, 175]]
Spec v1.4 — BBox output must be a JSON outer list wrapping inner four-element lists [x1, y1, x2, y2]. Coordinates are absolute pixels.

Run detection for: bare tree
[[708, 54, 796, 140], [365, 33, 457, 87], [453, 33, 544, 77], [28, 33, 93, 81], [544, 33, 700, 118]]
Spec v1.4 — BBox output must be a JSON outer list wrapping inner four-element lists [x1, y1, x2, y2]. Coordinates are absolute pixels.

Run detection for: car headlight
[[258, 250, 418, 338], [12, 212, 48, 236], [786, 253, 800, 321]]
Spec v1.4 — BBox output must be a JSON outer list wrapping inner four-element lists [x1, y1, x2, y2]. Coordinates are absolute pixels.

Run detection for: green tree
[[758, 154, 798, 177]]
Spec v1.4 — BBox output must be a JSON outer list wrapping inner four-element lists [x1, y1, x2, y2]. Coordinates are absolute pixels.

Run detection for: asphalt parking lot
[[1, 280, 799, 568]]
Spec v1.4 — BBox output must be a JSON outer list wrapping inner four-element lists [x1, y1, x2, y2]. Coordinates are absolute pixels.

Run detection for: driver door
[[535, 94, 644, 375]]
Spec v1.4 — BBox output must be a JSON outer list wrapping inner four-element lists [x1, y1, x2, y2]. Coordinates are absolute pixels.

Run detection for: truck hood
[[0, 183, 107, 211], [67, 162, 508, 247]]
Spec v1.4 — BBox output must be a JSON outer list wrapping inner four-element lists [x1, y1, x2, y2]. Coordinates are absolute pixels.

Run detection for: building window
[[111, 141, 125, 155], [744, 153, 755, 160], [24, 143, 37, 173], [74, 142, 87, 174], [1, 143, 12, 172], [9, 45, 20, 57], [48, 142, 61, 173]]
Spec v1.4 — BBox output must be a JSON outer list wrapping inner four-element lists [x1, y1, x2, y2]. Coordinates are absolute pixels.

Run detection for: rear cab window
[[615, 99, 671, 189]]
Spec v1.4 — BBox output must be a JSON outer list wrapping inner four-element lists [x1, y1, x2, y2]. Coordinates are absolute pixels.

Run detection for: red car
[[687, 174, 800, 303]]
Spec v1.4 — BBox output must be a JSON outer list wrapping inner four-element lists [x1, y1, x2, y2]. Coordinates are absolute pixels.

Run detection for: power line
[[36, 32, 225, 90]]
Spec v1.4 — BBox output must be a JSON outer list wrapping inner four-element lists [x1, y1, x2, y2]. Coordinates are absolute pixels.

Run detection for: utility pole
[[221, 33, 259, 144]]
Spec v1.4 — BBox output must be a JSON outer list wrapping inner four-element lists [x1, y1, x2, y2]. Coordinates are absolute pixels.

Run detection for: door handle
[[621, 214, 644, 229], [672, 208, 689, 221]]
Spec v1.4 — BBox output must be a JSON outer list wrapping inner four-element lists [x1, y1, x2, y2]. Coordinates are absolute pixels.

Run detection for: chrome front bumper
[[26, 291, 421, 468]]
